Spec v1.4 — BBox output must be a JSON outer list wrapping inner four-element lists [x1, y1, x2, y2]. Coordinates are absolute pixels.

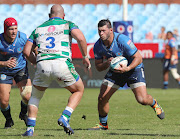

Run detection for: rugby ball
[[110, 56, 128, 71]]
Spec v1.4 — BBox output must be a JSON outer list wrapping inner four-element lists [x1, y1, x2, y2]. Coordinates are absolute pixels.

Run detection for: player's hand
[[4, 59, 16, 68], [113, 63, 130, 73], [106, 57, 113, 66], [83, 57, 91, 70]]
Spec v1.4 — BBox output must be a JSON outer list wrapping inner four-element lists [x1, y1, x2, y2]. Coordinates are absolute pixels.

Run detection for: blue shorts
[[104, 67, 146, 88], [0, 66, 30, 84], [163, 59, 177, 70]]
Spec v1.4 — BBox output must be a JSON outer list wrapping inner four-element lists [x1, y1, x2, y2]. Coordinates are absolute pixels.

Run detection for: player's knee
[[170, 68, 180, 79], [136, 97, 149, 105], [28, 86, 45, 108], [98, 96, 108, 104], [21, 86, 32, 100], [0, 99, 9, 107]]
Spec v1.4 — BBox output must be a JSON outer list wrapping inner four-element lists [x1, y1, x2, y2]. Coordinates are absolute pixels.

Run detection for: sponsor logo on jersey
[[0, 52, 7, 55], [39, 49, 60, 53], [0, 74, 6, 80], [39, 31, 63, 37], [48, 26, 56, 32]]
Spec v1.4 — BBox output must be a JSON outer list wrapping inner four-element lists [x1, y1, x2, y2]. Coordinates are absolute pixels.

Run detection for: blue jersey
[[0, 31, 27, 75], [93, 32, 143, 69]]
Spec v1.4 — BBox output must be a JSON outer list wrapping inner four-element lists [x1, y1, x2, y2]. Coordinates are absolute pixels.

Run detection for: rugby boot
[[88, 123, 108, 130], [58, 115, 74, 135], [152, 100, 165, 119]]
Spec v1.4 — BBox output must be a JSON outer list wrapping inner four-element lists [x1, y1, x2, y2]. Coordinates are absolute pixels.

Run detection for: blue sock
[[62, 106, 73, 121], [151, 99, 156, 107], [99, 115, 108, 126], [27, 117, 36, 127], [163, 81, 168, 89]]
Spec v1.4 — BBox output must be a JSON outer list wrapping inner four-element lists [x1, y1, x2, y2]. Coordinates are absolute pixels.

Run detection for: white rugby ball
[[110, 56, 128, 71]]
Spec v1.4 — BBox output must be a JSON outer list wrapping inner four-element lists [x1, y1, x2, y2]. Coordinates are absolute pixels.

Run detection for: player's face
[[98, 25, 112, 41], [6, 26, 18, 39], [166, 32, 172, 39]]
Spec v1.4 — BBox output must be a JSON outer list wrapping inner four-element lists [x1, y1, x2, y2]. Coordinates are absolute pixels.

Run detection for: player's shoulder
[[17, 31, 28, 43], [93, 39, 101, 49]]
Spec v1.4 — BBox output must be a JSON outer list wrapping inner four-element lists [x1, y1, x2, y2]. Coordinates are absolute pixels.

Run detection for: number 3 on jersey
[[46, 37, 55, 49]]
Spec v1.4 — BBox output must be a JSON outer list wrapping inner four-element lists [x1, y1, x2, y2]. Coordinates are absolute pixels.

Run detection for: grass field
[[0, 88, 180, 139]]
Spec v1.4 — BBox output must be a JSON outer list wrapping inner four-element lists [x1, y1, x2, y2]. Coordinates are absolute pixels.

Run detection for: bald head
[[49, 4, 65, 19]]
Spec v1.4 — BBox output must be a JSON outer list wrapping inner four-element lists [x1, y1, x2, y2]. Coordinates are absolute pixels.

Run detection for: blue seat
[[22, 4, 35, 14], [108, 3, 120, 13], [133, 3, 144, 11], [0, 4, 10, 14], [157, 3, 169, 13], [144, 4, 157, 13], [84, 4, 96, 13], [35, 4, 48, 14], [10, 4, 23, 13], [61, 4, 71, 14], [95, 4, 108, 14], [71, 4, 84, 13]]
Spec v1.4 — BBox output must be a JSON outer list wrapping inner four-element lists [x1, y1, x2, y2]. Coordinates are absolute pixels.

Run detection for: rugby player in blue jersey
[[89, 19, 165, 130], [0, 17, 32, 128]]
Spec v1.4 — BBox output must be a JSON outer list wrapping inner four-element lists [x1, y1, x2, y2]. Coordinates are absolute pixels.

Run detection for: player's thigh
[[65, 77, 84, 93], [0, 84, 11, 102], [132, 85, 148, 99], [98, 84, 118, 101]]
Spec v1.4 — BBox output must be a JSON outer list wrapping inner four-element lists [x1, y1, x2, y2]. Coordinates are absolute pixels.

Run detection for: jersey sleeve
[[169, 39, 176, 48], [68, 21, 79, 33], [118, 34, 137, 57], [28, 29, 37, 45], [93, 41, 103, 60]]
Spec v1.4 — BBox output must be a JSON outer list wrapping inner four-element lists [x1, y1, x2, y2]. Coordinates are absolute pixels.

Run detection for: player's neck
[[103, 34, 114, 48], [3, 34, 15, 44]]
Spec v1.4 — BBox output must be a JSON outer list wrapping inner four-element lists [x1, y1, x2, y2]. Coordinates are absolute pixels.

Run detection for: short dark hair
[[98, 19, 112, 28], [167, 31, 173, 35]]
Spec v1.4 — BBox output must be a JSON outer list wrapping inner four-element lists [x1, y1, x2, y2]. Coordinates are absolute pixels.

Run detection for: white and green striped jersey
[[28, 17, 78, 62]]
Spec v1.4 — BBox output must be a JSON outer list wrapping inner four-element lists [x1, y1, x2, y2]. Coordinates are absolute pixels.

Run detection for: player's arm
[[127, 50, 142, 71], [95, 57, 113, 72], [23, 41, 37, 64], [71, 29, 91, 69]]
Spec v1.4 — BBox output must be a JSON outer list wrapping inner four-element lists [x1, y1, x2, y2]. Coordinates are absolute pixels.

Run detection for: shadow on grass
[[107, 133, 180, 137]]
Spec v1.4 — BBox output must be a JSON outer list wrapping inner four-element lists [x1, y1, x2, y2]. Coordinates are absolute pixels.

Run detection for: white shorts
[[33, 59, 79, 87]]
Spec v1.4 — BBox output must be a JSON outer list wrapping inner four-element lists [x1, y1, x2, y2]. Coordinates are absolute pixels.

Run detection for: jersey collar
[[49, 17, 62, 20]]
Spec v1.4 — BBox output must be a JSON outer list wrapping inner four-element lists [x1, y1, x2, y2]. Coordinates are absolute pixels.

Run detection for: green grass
[[0, 88, 180, 139]]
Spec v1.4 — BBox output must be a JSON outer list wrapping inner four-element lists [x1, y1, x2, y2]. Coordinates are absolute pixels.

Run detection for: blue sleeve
[[19, 31, 28, 45], [169, 39, 176, 48], [118, 34, 137, 57], [93, 41, 103, 60]]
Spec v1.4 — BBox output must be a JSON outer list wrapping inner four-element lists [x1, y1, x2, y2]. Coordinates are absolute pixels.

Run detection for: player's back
[[29, 17, 78, 62]]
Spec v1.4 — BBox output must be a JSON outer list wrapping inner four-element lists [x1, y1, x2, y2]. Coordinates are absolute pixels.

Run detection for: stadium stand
[[0, 3, 180, 46]]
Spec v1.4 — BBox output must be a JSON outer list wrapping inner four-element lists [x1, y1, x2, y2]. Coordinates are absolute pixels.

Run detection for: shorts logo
[[1, 74, 6, 80], [48, 26, 56, 32]]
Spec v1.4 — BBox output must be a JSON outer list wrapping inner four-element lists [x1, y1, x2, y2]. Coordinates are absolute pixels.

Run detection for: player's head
[[161, 26, 165, 32], [166, 31, 173, 39], [49, 4, 65, 19], [98, 19, 113, 41], [4, 17, 18, 40]]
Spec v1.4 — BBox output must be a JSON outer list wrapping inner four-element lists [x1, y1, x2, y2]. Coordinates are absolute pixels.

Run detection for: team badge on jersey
[[17, 47, 23, 53], [0, 74, 6, 80]]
